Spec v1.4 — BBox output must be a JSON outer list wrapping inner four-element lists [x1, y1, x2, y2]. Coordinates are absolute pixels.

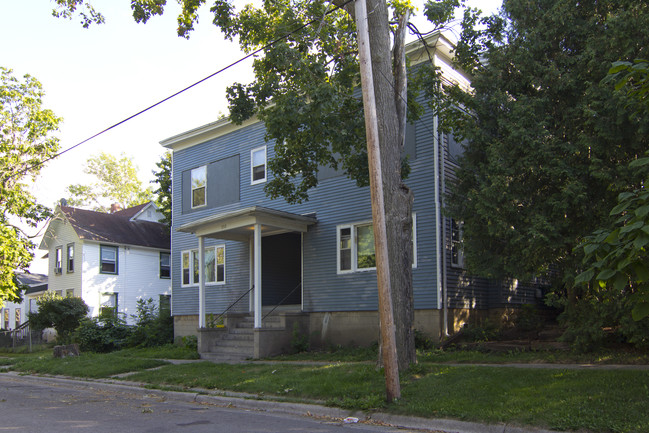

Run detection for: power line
[[12, 0, 355, 180]]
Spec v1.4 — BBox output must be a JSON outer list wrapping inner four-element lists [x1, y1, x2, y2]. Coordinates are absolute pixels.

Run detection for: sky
[[1, 0, 502, 274]]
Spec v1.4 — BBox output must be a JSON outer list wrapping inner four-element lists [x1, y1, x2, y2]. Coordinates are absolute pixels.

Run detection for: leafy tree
[[28, 292, 89, 343], [572, 60, 649, 337], [65, 152, 154, 212], [0, 67, 61, 305], [447, 0, 649, 288], [152, 152, 172, 228]]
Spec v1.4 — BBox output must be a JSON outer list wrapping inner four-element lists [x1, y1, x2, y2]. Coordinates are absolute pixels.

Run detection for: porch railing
[[263, 282, 302, 321], [209, 285, 255, 327]]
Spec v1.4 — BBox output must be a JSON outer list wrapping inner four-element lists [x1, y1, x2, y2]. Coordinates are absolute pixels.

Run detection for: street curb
[[1, 372, 566, 433]]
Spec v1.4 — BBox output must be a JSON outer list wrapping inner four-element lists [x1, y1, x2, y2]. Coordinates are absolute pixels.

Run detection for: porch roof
[[177, 206, 317, 241]]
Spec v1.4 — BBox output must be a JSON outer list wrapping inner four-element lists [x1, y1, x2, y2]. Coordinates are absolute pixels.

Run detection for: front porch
[[197, 308, 310, 362], [177, 206, 316, 360]]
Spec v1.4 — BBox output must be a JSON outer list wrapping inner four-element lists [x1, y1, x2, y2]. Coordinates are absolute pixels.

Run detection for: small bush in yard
[[75, 315, 132, 353], [127, 298, 174, 348], [28, 292, 89, 344]]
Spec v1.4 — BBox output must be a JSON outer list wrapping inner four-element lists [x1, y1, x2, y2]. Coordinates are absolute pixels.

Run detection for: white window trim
[[66, 243, 75, 273], [191, 165, 207, 209], [336, 214, 417, 274], [250, 146, 267, 185], [181, 244, 226, 287], [54, 246, 62, 275]]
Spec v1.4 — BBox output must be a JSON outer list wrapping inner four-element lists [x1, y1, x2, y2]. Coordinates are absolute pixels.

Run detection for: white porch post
[[253, 224, 262, 328], [198, 235, 206, 328]]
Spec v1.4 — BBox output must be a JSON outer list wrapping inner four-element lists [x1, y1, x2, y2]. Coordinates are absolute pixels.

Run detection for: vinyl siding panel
[[44, 216, 83, 296], [82, 242, 171, 324], [170, 104, 441, 316]]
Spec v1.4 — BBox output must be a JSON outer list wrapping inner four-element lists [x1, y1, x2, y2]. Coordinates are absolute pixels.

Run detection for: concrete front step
[[200, 352, 252, 363], [217, 339, 253, 349], [222, 333, 253, 341]]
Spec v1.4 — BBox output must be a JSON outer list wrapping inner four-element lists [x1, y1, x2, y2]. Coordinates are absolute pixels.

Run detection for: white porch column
[[198, 235, 206, 328], [253, 223, 262, 328]]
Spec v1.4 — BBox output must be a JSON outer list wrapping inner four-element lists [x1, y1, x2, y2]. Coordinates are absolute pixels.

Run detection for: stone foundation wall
[[174, 315, 198, 338], [307, 310, 445, 348], [175, 307, 526, 348]]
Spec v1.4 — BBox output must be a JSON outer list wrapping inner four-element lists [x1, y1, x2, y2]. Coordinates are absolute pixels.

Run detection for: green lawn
[[2, 346, 648, 432]]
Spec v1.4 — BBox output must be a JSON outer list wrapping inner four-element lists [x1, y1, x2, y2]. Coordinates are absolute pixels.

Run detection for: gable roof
[[57, 204, 169, 250], [112, 202, 149, 220], [16, 272, 48, 295]]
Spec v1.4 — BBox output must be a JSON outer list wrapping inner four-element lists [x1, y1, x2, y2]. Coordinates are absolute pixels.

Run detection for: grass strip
[[399, 364, 649, 433], [8, 352, 168, 378], [123, 361, 649, 433]]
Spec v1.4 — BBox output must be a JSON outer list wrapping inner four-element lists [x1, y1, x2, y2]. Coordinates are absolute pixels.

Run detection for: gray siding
[[171, 109, 441, 316]]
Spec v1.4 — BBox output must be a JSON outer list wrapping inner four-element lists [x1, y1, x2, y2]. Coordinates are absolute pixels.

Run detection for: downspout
[[441, 131, 449, 337], [433, 113, 444, 337]]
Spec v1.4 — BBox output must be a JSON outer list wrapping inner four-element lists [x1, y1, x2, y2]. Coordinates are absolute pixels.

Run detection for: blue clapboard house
[[161, 34, 540, 361]]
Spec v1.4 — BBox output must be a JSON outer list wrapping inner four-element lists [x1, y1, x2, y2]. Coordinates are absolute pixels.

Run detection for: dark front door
[[262, 233, 301, 306]]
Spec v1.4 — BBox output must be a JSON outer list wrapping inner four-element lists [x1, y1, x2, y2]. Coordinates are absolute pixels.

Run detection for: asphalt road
[[0, 374, 426, 433]]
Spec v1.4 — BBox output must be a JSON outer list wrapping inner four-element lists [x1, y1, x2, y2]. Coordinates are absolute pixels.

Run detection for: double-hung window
[[159, 252, 171, 279], [100, 245, 118, 274], [54, 246, 62, 274], [251, 146, 266, 184], [66, 243, 74, 273], [338, 223, 376, 273], [191, 165, 207, 208], [181, 245, 225, 286], [337, 215, 417, 273]]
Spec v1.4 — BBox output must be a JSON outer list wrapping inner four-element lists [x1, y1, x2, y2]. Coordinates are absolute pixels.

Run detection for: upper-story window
[[251, 146, 266, 184], [100, 245, 118, 274], [54, 246, 62, 274], [191, 165, 207, 208], [450, 219, 464, 268], [337, 215, 417, 273], [66, 243, 74, 273]]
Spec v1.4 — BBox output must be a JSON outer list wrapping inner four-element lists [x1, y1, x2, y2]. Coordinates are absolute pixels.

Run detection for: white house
[[0, 273, 47, 331], [39, 202, 171, 324]]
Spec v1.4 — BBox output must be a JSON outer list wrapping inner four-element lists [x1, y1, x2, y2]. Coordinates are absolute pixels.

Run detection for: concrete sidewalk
[[2, 371, 566, 433]]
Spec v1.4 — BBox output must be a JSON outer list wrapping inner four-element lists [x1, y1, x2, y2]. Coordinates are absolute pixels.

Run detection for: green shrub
[[462, 320, 499, 342], [27, 292, 89, 343], [515, 304, 545, 333], [75, 315, 132, 353], [414, 329, 434, 350], [127, 298, 174, 348], [178, 335, 197, 351], [558, 292, 649, 352], [290, 322, 309, 353]]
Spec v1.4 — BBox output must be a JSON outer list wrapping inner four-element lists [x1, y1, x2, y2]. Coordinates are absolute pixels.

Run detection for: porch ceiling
[[177, 206, 317, 241]]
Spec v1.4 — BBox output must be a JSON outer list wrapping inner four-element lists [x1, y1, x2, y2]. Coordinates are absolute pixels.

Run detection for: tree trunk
[[365, 0, 416, 372]]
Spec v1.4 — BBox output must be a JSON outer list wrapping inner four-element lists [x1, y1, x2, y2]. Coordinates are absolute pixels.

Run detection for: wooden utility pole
[[354, 0, 401, 402]]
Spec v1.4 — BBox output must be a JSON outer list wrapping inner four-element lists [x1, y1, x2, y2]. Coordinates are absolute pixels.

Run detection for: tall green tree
[[152, 151, 172, 228], [447, 0, 649, 287], [65, 152, 154, 212], [566, 60, 649, 349], [0, 67, 61, 305]]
